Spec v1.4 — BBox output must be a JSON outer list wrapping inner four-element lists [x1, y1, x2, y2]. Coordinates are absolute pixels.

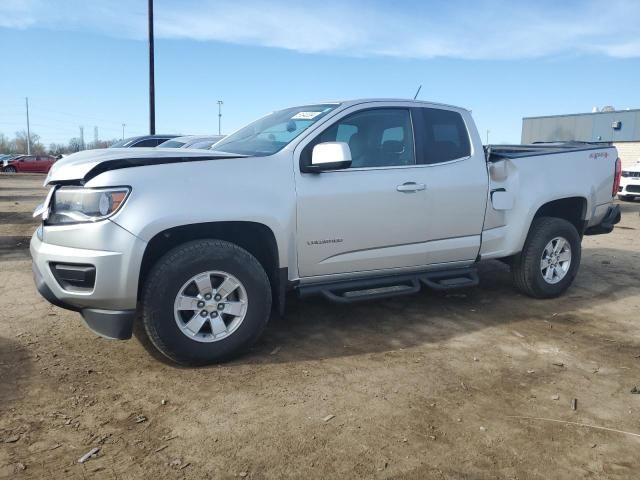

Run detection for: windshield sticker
[[291, 111, 323, 120]]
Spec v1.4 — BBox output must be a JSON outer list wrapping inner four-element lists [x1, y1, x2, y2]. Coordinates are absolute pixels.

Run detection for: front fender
[[85, 155, 297, 269]]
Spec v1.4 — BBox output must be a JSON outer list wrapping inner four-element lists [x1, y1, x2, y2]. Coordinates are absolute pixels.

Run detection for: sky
[[0, 0, 639, 146]]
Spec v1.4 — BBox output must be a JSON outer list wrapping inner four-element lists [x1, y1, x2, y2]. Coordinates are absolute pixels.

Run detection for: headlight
[[47, 187, 130, 225]]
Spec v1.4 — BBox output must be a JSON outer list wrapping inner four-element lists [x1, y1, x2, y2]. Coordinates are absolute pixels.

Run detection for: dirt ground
[[0, 173, 638, 479]]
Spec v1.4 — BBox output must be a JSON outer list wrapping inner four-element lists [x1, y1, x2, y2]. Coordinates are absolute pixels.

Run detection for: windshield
[[110, 137, 138, 148], [110, 139, 127, 147], [211, 104, 339, 156]]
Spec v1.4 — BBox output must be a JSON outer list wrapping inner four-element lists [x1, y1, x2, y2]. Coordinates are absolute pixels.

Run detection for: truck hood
[[45, 148, 246, 184]]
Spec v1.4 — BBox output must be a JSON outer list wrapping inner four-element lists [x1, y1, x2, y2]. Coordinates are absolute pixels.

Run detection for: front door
[[295, 107, 435, 277], [19, 156, 37, 172], [294, 104, 489, 279]]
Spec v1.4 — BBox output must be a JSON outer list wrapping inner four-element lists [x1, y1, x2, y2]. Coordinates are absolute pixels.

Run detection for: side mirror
[[306, 142, 352, 173]]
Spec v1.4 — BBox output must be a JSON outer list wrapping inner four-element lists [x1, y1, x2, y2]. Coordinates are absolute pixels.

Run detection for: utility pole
[[486, 129, 490, 145], [25, 97, 31, 155], [94, 126, 98, 145], [79, 126, 85, 150], [148, 0, 156, 135], [217, 100, 223, 135], [122, 123, 126, 140]]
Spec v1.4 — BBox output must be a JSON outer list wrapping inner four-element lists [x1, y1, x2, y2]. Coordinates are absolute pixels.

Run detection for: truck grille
[[627, 185, 640, 193]]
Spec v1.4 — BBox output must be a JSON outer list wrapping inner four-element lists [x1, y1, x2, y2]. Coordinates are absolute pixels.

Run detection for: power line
[[1, 105, 145, 131]]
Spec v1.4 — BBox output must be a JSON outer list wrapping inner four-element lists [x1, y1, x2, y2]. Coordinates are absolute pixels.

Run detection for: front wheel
[[141, 239, 272, 365], [512, 217, 581, 298], [3, 166, 16, 173]]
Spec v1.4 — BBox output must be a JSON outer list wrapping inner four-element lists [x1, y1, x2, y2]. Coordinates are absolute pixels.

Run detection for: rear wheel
[[3, 166, 16, 173], [512, 217, 581, 298], [141, 239, 272, 365]]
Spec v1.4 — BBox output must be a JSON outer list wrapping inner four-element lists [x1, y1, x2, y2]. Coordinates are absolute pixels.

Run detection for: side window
[[335, 124, 358, 143], [314, 109, 415, 168], [419, 108, 471, 164]]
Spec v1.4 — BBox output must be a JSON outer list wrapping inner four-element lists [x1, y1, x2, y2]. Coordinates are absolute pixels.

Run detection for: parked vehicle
[[187, 138, 225, 149], [110, 135, 179, 148], [157, 135, 225, 149], [1, 154, 21, 169], [31, 99, 621, 365], [3, 154, 57, 173], [618, 160, 640, 200]]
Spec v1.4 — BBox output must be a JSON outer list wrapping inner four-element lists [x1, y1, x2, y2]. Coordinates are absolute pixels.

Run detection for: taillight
[[613, 157, 622, 196]]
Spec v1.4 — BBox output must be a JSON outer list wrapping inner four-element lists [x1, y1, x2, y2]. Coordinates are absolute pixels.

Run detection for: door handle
[[396, 182, 426, 193]]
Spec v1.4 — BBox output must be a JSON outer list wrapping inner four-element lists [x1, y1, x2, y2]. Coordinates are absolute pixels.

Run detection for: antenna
[[413, 85, 422, 100], [217, 100, 224, 135]]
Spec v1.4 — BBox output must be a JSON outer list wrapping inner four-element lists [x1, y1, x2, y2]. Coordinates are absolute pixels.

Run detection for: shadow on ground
[[0, 236, 31, 262], [131, 245, 639, 369], [0, 336, 32, 413]]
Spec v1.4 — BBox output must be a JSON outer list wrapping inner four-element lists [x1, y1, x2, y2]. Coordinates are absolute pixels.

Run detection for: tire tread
[[141, 239, 271, 365], [512, 217, 581, 299]]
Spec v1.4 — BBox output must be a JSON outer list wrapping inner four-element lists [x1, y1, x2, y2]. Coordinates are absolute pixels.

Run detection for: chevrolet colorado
[[31, 99, 622, 365]]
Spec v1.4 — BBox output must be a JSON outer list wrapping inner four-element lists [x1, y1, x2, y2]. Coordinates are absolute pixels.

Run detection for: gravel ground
[[0, 173, 639, 479]]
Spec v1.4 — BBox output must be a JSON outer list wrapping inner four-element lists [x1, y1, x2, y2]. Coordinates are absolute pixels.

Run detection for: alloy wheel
[[540, 236, 572, 284], [173, 270, 248, 342]]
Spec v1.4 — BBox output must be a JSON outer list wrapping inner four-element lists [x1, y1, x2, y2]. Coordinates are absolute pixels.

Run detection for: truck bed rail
[[485, 142, 613, 162]]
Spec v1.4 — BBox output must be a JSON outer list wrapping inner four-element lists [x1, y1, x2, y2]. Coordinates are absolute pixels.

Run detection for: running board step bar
[[298, 267, 479, 304]]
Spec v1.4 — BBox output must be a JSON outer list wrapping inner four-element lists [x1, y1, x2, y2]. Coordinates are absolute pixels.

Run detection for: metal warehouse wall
[[614, 142, 640, 169], [522, 110, 640, 143]]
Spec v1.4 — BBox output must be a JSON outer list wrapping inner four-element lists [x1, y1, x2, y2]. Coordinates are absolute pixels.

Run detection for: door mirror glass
[[308, 142, 352, 172]]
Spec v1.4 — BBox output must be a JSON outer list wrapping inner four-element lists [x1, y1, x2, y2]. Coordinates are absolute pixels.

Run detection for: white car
[[156, 135, 225, 149], [619, 160, 640, 200]]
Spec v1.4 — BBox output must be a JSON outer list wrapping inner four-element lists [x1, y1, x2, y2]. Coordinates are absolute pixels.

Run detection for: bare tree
[[14, 130, 45, 154]]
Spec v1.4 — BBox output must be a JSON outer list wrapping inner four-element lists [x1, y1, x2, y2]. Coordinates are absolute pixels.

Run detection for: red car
[[2, 155, 57, 174]]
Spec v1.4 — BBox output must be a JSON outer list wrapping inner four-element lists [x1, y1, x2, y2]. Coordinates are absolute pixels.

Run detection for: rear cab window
[[415, 108, 471, 164]]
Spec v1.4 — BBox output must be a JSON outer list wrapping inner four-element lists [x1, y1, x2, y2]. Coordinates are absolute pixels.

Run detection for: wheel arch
[[531, 196, 588, 236], [504, 196, 588, 260], [138, 221, 284, 313]]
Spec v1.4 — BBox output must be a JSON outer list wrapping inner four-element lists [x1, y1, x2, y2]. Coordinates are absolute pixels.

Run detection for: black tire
[[3, 166, 16, 173], [512, 217, 581, 299], [141, 239, 272, 365]]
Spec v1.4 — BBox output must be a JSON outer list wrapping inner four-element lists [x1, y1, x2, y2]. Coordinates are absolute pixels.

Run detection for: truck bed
[[479, 141, 618, 260], [485, 142, 613, 162]]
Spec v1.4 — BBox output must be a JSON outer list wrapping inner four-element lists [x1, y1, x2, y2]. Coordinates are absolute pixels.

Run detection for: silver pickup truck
[[31, 99, 622, 365]]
